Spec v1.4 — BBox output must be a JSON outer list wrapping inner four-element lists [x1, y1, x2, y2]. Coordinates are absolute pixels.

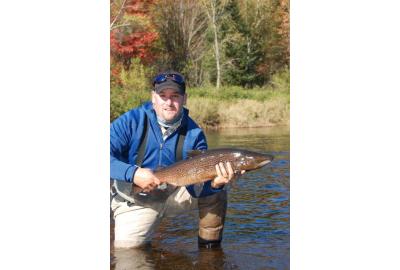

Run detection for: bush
[[110, 87, 150, 122], [269, 66, 290, 93], [186, 98, 220, 128], [110, 59, 153, 122], [119, 59, 149, 91]]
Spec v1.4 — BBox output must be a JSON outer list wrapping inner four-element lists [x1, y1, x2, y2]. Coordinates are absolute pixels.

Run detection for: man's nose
[[164, 98, 173, 105]]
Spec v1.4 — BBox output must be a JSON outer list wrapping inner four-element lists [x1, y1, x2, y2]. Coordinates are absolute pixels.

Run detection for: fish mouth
[[256, 154, 274, 168], [257, 159, 272, 168]]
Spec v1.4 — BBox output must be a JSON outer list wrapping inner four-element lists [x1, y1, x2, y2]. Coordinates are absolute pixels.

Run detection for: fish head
[[233, 150, 274, 171]]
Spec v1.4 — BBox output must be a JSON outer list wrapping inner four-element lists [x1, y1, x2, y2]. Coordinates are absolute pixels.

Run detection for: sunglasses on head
[[153, 73, 185, 86]]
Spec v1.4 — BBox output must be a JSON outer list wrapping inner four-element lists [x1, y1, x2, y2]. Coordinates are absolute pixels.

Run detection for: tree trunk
[[211, 0, 221, 89]]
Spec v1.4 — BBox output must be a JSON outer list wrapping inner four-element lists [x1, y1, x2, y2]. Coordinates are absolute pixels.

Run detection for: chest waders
[[111, 115, 227, 249], [198, 187, 227, 248]]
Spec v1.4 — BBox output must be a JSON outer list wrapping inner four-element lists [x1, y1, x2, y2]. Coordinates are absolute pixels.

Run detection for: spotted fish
[[132, 148, 274, 195]]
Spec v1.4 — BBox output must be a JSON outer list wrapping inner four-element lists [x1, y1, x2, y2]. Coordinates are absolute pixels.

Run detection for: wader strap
[[176, 123, 187, 161], [136, 115, 149, 166]]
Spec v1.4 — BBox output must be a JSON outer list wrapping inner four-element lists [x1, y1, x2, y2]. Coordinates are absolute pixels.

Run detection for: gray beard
[[157, 108, 183, 129]]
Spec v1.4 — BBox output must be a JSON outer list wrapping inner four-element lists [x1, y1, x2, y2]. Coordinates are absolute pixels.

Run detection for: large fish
[[131, 148, 274, 195]]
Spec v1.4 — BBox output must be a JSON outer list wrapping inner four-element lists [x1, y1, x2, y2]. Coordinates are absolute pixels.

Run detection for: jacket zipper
[[159, 142, 163, 167]]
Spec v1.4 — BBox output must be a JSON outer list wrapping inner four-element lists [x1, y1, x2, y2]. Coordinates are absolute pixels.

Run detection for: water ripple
[[111, 127, 290, 270]]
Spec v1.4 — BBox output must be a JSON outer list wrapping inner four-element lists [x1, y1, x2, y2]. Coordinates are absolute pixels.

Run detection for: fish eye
[[239, 157, 246, 165]]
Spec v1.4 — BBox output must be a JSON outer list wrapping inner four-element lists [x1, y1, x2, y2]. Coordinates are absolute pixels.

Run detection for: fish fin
[[187, 149, 206, 158], [131, 184, 143, 194], [230, 180, 238, 190]]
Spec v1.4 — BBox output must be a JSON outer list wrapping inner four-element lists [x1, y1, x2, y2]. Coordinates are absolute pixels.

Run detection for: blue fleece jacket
[[110, 101, 222, 198]]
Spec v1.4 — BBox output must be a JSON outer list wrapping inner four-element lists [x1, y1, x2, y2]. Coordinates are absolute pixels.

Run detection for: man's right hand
[[133, 167, 161, 192]]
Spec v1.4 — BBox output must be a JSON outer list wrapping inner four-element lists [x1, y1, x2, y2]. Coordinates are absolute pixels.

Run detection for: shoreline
[[186, 97, 290, 130], [200, 123, 289, 130], [111, 85, 290, 126]]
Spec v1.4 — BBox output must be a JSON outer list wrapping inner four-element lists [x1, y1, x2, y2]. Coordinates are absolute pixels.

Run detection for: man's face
[[152, 88, 187, 122]]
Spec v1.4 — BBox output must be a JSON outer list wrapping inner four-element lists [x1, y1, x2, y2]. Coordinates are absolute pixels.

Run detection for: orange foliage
[[110, 0, 158, 70], [276, 0, 290, 65]]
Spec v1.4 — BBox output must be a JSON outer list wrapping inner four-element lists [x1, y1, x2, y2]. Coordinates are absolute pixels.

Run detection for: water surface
[[111, 126, 289, 270]]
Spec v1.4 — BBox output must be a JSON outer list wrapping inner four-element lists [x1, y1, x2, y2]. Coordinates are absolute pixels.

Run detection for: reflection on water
[[112, 245, 236, 270], [111, 126, 289, 270]]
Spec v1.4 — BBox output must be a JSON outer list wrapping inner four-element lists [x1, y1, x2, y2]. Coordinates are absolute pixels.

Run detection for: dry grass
[[186, 96, 289, 129]]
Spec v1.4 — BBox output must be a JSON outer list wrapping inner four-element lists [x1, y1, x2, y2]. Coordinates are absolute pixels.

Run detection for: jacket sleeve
[[110, 113, 138, 183], [185, 130, 224, 198]]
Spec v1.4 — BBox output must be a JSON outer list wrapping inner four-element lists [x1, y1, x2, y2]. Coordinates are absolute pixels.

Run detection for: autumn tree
[[109, 0, 289, 88], [151, 0, 208, 86], [110, 0, 160, 120], [266, 0, 289, 72], [110, 0, 158, 72]]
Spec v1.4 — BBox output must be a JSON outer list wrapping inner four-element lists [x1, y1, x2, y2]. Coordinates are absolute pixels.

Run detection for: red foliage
[[111, 61, 123, 86], [110, 0, 157, 70], [110, 31, 157, 65], [125, 0, 152, 15]]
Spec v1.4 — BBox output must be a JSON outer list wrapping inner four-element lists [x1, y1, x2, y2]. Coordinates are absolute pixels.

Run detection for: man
[[110, 71, 243, 249]]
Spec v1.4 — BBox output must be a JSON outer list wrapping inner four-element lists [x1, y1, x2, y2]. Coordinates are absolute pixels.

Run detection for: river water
[[111, 126, 290, 270]]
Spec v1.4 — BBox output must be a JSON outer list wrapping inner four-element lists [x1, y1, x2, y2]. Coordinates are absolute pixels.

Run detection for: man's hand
[[133, 167, 161, 192], [211, 162, 245, 189]]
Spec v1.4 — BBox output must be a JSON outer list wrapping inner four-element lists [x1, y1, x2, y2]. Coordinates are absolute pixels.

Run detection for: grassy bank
[[187, 94, 289, 129], [111, 68, 290, 129]]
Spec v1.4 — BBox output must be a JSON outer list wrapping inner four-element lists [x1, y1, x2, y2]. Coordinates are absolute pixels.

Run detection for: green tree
[[221, 0, 289, 87], [200, 0, 231, 88]]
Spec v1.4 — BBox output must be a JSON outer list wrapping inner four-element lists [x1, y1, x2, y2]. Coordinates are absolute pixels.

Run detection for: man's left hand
[[211, 162, 245, 189]]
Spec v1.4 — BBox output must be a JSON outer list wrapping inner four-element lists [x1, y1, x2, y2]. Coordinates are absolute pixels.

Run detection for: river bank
[[111, 89, 289, 129], [187, 96, 289, 129], [180, 79, 290, 129], [110, 69, 290, 128]]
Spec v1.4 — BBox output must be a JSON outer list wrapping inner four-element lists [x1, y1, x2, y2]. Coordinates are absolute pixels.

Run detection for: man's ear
[[183, 93, 187, 105], [151, 91, 156, 104]]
